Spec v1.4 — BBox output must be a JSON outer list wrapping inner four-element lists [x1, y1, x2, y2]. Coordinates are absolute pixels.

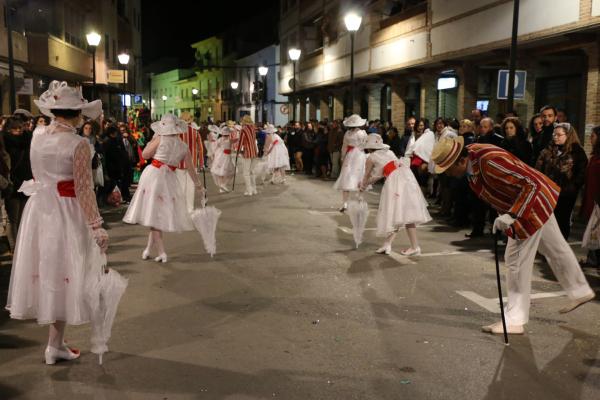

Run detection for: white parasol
[[347, 197, 369, 248], [253, 158, 269, 185], [84, 248, 128, 365]]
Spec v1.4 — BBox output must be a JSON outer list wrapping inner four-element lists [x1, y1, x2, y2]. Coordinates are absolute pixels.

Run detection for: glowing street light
[[288, 48, 301, 121], [344, 12, 362, 115], [86, 32, 101, 99]]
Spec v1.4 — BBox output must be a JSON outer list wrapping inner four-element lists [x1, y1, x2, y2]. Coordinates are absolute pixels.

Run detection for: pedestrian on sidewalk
[[327, 120, 344, 179], [263, 124, 290, 184], [535, 122, 587, 239], [123, 114, 204, 263], [360, 134, 431, 256], [432, 137, 595, 335], [333, 114, 368, 212], [5, 81, 108, 364]]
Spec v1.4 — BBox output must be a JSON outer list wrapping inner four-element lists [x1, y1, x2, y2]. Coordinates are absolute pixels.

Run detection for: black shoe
[[465, 230, 484, 238]]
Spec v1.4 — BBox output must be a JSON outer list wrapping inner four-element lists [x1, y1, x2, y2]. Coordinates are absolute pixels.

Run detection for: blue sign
[[134, 95, 143, 104], [497, 70, 526, 100]]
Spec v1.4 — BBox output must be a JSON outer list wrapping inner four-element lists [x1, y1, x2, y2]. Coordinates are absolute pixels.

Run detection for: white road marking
[[456, 290, 566, 313], [388, 251, 417, 265]]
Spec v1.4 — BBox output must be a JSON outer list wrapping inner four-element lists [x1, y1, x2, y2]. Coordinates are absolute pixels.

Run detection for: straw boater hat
[[226, 120, 236, 128], [34, 80, 102, 119], [179, 111, 193, 123], [150, 114, 188, 136], [241, 115, 254, 125], [263, 123, 277, 134], [343, 114, 367, 128], [364, 133, 390, 150], [431, 136, 465, 173]]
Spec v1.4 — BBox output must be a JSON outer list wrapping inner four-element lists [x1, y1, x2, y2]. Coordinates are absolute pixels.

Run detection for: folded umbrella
[[347, 197, 369, 249], [85, 249, 128, 365], [190, 205, 222, 257]]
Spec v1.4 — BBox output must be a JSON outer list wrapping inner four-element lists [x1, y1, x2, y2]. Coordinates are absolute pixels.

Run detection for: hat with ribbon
[[431, 136, 465, 173], [34, 81, 102, 119], [364, 133, 390, 150], [263, 123, 277, 134], [150, 114, 188, 136], [343, 114, 367, 128]]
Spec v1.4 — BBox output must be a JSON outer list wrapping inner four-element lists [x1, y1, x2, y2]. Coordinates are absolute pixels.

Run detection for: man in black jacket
[[532, 105, 557, 164], [103, 126, 131, 202]]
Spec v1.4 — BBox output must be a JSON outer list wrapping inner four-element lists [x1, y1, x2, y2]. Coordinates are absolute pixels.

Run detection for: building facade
[[278, 0, 600, 143], [0, 0, 142, 118]]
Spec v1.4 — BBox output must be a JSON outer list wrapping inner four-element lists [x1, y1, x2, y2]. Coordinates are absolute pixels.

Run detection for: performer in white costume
[[210, 123, 236, 192], [5, 81, 109, 365], [360, 134, 431, 255], [205, 124, 220, 168], [123, 114, 203, 262], [333, 114, 368, 212], [263, 123, 290, 184]]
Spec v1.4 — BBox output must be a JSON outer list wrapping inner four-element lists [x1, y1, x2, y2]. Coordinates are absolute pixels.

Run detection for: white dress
[[367, 149, 431, 236], [210, 136, 235, 177], [333, 129, 367, 191], [266, 133, 290, 170], [6, 125, 97, 325], [123, 135, 194, 232]]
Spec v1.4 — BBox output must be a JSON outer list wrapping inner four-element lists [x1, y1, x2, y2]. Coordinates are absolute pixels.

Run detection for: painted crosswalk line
[[456, 290, 566, 313]]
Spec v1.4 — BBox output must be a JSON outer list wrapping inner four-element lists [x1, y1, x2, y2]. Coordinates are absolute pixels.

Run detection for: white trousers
[[241, 158, 257, 194], [175, 169, 195, 213], [504, 214, 593, 325]]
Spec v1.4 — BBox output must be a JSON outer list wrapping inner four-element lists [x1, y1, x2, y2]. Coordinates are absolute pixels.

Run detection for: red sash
[[152, 159, 177, 171], [383, 161, 397, 178], [410, 155, 425, 168], [224, 149, 231, 154], [347, 145, 355, 152], [57, 180, 76, 197], [273, 140, 279, 145]]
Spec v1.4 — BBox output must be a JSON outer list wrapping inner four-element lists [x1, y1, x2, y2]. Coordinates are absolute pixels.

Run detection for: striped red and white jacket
[[237, 124, 258, 159], [178, 124, 204, 169], [467, 144, 560, 239]]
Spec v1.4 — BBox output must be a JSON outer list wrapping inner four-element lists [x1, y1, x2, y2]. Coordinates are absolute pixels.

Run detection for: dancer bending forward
[[360, 134, 431, 256], [333, 114, 368, 212], [123, 114, 203, 262], [210, 124, 235, 192]]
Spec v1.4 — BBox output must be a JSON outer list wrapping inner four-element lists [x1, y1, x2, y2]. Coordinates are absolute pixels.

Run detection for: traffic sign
[[497, 70, 526, 99]]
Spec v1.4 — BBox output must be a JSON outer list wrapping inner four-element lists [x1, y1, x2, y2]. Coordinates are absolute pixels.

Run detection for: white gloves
[[493, 213, 516, 234], [92, 228, 109, 252]]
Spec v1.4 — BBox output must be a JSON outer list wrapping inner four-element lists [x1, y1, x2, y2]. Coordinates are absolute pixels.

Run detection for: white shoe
[[252, 189, 258, 195], [559, 292, 595, 313], [244, 191, 252, 196], [481, 321, 524, 335], [375, 246, 391, 255], [339, 202, 348, 213], [45, 345, 80, 365], [155, 253, 167, 263], [142, 248, 151, 260], [400, 247, 421, 256]]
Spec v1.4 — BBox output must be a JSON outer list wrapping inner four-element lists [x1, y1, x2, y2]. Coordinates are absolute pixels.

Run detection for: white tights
[[146, 228, 165, 255], [382, 224, 419, 250], [48, 321, 66, 349]]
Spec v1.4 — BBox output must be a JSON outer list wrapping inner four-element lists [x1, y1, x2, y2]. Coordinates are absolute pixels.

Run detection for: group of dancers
[[3, 81, 596, 368]]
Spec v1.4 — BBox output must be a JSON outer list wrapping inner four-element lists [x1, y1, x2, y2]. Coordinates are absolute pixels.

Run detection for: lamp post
[[259, 66, 268, 123], [230, 81, 239, 121], [86, 32, 101, 100], [344, 12, 362, 115], [118, 52, 130, 123], [161, 95, 168, 115], [288, 48, 301, 122], [192, 88, 199, 121]]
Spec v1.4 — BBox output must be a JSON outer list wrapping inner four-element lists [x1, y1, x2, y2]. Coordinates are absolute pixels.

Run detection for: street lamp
[[118, 52, 130, 123], [288, 48, 301, 122], [86, 31, 101, 100], [161, 95, 167, 115], [192, 88, 199, 121], [344, 12, 362, 115], [230, 81, 239, 121], [259, 66, 268, 123]]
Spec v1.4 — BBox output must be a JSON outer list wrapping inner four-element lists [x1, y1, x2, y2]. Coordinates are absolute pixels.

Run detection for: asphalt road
[[1, 172, 599, 400]]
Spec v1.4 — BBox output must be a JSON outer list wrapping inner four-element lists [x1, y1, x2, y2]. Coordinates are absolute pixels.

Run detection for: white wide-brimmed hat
[[34, 81, 102, 119], [208, 124, 221, 135], [263, 123, 277, 134], [364, 134, 390, 150], [219, 126, 234, 136], [343, 114, 367, 128], [150, 114, 188, 136]]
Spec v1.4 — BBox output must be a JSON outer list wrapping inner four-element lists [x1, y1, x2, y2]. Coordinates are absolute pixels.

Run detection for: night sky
[[142, 1, 280, 69]]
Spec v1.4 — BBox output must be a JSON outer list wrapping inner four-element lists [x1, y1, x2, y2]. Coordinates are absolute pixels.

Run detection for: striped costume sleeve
[[480, 157, 539, 219]]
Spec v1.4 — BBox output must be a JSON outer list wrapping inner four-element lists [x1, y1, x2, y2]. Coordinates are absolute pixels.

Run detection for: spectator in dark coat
[[103, 126, 130, 202], [533, 105, 557, 163], [500, 117, 533, 165]]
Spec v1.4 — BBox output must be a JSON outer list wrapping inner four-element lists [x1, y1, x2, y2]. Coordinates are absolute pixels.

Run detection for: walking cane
[[494, 231, 510, 345], [232, 145, 241, 191]]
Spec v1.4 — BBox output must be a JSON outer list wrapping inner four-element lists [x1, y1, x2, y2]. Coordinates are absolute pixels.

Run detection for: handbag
[[582, 204, 600, 250]]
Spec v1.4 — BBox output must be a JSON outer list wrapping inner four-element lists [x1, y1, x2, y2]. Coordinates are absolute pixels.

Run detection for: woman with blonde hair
[[536, 123, 588, 238]]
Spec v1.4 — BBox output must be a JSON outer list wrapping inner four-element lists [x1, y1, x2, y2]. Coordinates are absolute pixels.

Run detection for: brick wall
[[583, 41, 599, 153], [391, 79, 406, 128]]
